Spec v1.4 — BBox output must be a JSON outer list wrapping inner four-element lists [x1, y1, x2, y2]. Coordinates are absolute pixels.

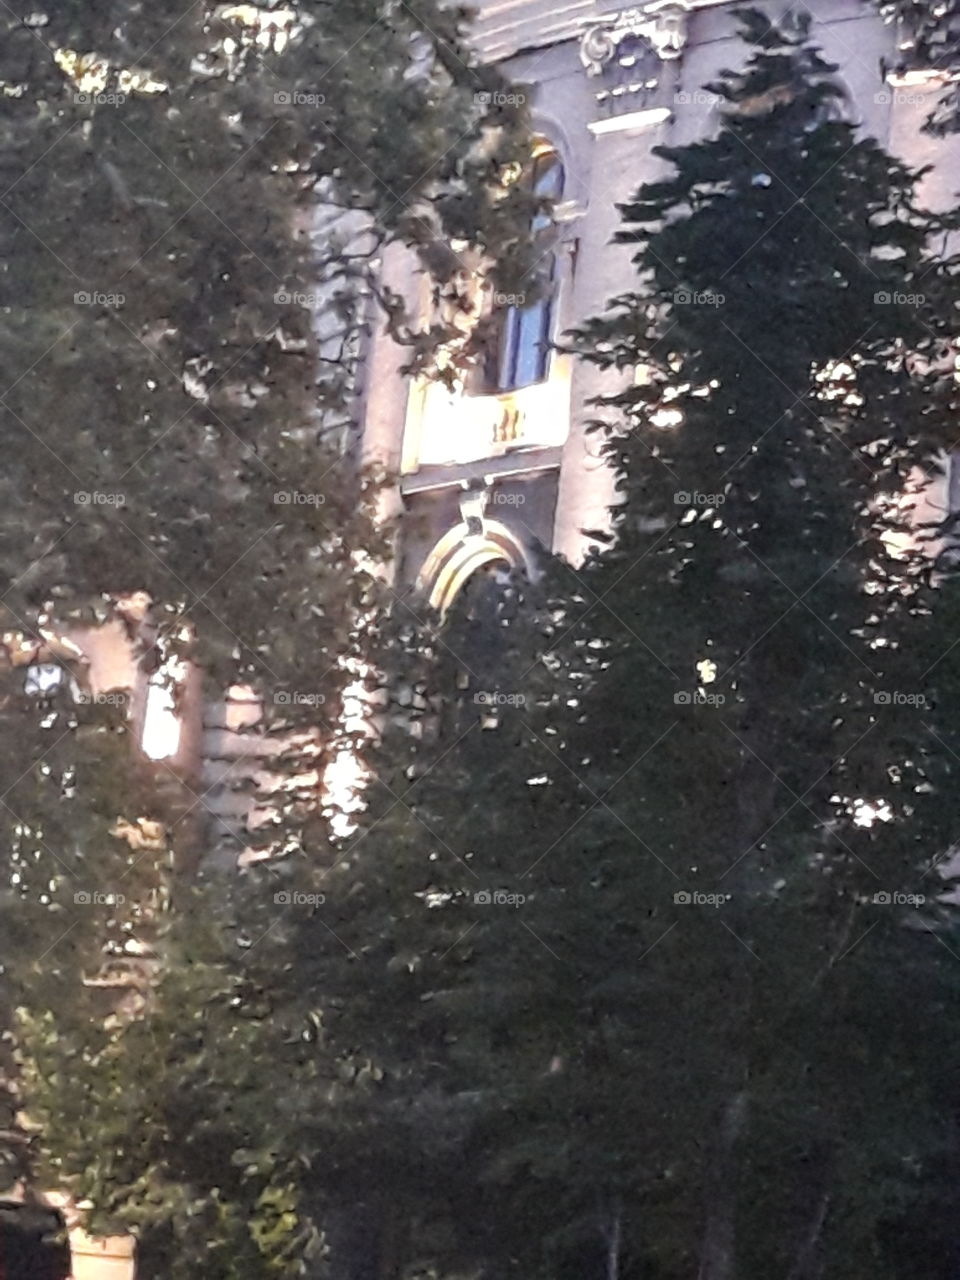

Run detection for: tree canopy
[[9, 7, 960, 1280]]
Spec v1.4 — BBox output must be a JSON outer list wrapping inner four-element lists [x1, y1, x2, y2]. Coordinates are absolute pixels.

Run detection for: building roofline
[[470, 0, 738, 64]]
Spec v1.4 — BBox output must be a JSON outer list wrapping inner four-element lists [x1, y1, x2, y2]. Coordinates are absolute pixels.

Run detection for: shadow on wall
[[0, 1196, 135, 1280]]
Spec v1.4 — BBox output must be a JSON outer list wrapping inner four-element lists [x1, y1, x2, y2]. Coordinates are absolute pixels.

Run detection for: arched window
[[416, 519, 534, 735], [489, 144, 565, 393], [419, 516, 532, 616]]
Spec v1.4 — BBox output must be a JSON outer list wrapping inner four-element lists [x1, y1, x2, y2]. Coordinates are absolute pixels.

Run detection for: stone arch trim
[[418, 519, 533, 615], [529, 113, 573, 175]]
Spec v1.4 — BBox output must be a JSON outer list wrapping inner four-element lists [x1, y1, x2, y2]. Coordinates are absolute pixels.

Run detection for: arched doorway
[[418, 518, 533, 616], [418, 522, 534, 732]]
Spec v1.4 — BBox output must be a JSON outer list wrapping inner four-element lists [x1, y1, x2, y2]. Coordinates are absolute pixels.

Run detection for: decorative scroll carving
[[492, 400, 523, 446], [580, 2, 690, 78]]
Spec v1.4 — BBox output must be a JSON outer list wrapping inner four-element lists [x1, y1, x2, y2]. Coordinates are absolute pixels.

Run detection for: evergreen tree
[[872, 0, 960, 132], [16, 7, 960, 1280], [278, 11, 960, 1278]]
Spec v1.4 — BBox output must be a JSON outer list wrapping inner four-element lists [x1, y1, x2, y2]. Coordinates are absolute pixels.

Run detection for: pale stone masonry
[[14, 5, 960, 1275], [362, 0, 960, 606], [32, 0, 960, 875]]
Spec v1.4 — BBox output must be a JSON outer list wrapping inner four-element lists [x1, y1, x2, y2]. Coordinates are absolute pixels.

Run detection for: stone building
[[13, 0, 956, 911], [361, 0, 960, 612], [40, 0, 960, 863], [16, 5, 960, 1272]]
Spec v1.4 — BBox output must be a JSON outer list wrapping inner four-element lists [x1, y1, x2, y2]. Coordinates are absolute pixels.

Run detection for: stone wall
[[362, 0, 960, 590]]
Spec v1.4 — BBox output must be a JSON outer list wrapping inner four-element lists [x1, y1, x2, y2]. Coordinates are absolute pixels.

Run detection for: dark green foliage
[[871, 0, 960, 132], [260, 12, 960, 1277], [14, 8, 960, 1280], [0, 0, 538, 1273]]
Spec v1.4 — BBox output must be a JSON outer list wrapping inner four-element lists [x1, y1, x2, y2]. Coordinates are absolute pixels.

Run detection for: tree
[[1, 0, 540, 1272], [872, 0, 960, 133], [268, 10, 960, 1278]]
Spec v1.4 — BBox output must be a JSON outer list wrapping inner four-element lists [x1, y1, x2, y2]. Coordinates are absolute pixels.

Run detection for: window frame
[[489, 143, 565, 395]]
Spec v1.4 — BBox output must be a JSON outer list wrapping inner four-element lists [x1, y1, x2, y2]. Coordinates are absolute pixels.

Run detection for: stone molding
[[579, 1, 692, 76]]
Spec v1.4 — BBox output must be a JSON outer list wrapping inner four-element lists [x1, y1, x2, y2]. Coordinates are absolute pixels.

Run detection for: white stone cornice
[[885, 66, 958, 88], [467, 0, 730, 65], [400, 447, 564, 494], [587, 105, 671, 133]]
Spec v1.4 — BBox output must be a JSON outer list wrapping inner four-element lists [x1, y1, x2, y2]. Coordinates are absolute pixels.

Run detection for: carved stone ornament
[[580, 1, 690, 77], [492, 400, 523, 446], [459, 482, 488, 536]]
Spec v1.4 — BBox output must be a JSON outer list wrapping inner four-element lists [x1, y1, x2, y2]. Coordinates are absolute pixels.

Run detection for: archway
[[418, 519, 533, 615]]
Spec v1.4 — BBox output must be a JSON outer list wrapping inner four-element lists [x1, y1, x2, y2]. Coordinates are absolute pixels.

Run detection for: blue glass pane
[[494, 148, 564, 392], [534, 153, 564, 198], [532, 154, 564, 232], [497, 304, 522, 390], [512, 298, 551, 388]]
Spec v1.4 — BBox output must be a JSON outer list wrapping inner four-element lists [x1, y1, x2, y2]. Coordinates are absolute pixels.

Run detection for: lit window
[[492, 146, 565, 393], [24, 664, 66, 697], [141, 657, 185, 761]]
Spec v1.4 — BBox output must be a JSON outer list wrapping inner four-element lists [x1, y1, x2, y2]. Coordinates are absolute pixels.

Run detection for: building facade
[[22, 0, 959, 914], [16, 7, 960, 1272], [39, 0, 960, 867], [361, 0, 960, 611]]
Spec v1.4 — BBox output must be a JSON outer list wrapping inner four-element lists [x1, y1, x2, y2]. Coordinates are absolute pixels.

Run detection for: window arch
[[489, 142, 565, 393], [418, 519, 532, 615]]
